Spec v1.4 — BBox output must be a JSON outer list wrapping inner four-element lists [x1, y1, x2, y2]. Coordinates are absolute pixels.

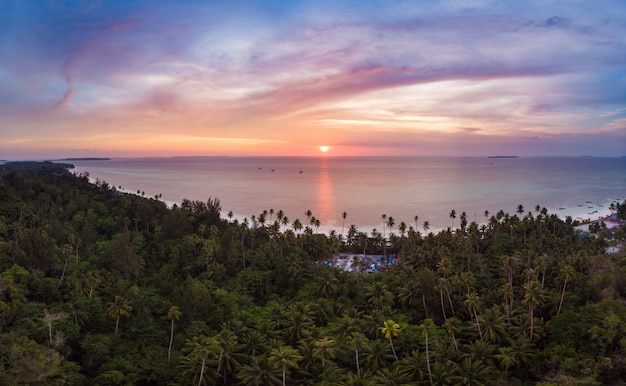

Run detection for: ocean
[[71, 156, 626, 234]]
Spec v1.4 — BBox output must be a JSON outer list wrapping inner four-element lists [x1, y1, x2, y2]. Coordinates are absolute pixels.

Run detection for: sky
[[1, 0, 625, 159]]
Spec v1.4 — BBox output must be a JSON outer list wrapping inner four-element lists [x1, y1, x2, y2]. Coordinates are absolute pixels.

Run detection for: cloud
[[1, 0, 625, 157]]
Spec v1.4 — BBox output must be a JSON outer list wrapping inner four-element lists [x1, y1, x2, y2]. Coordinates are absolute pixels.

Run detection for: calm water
[[71, 157, 626, 233]]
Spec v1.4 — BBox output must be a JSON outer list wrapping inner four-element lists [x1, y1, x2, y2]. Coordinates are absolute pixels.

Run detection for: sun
[[319, 145, 330, 153]]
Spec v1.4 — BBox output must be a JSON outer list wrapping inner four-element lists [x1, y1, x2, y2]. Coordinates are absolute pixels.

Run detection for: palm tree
[[464, 292, 483, 340], [215, 329, 239, 382], [341, 212, 347, 240], [557, 264, 575, 316], [494, 347, 518, 371], [442, 317, 462, 351], [380, 319, 400, 361], [420, 318, 435, 386], [107, 295, 132, 336], [268, 346, 302, 386], [499, 283, 514, 325], [313, 338, 336, 368], [348, 332, 365, 376], [237, 355, 281, 386], [381, 214, 387, 237], [451, 357, 495, 385], [186, 335, 219, 386], [435, 277, 449, 321], [522, 280, 545, 341], [363, 339, 393, 371], [449, 209, 457, 230], [167, 306, 182, 364], [478, 307, 506, 344], [386, 216, 395, 235], [84, 270, 102, 299], [423, 221, 430, 233]]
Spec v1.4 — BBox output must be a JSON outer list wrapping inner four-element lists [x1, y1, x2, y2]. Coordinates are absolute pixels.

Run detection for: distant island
[[58, 157, 111, 161], [487, 155, 519, 158]]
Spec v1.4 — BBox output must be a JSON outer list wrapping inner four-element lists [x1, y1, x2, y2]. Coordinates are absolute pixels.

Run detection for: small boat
[[299, 170, 303, 174]]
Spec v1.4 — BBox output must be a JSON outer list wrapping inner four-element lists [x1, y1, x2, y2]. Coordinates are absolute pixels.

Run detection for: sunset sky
[[1, 0, 625, 159]]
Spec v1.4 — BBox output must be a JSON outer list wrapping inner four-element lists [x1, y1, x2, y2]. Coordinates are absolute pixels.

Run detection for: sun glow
[[319, 145, 329, 153]]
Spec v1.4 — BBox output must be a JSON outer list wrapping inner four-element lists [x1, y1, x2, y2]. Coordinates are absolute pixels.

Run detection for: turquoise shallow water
[[71, 156, 626, 234]]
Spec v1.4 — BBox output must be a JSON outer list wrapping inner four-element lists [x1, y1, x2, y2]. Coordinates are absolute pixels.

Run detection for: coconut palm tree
[[557, 264, 575, 316], [449, 209, 457, 230], [167, 305, 182, 364], [442, 317, 462, 351], [478, 307, 506, 344], [269, 346, 302, 386], [236, 355, 281, 386], [313, 338, 336, 368], [494, 346, 518, 371], [380, 319, 401, 361], [420, 318, 435, 386], [464, 292, 483, 340], [348, 332, 365, 376], [522, 280, 546, 341], [107, 295, 132, 336], [186, 335, 219, 386]]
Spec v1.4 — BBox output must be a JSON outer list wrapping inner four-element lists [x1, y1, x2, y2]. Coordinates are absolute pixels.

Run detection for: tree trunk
[[56, 257, 68, 290], [425, 330, 433, 386], [168, 319, 174, 364], [389, 336, 398, 361], [198, 356, 206, 386], [557, 278, 568, 316]]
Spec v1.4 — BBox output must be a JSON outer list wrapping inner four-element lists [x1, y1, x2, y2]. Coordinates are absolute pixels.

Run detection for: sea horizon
[[66, 156, 626, 236]]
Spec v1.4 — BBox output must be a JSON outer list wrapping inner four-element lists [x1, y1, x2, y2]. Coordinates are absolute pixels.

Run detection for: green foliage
[[1, 161, 624, 384]]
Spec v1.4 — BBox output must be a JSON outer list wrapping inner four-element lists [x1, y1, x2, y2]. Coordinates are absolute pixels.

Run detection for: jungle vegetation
[[1, 161, 625, 385]]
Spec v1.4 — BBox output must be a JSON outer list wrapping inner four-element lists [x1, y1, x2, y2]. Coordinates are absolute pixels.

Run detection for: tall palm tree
[[381, 214, 387, 237], [237, 355, 281, 386], [464, 292, 483, 340], [494, 347, 518, 371], [442, 317, 462, 351], [449, 209, 457, 230], [167, 305, 182, 364], [215, 329, 239, 381], [499, 282, 514, 325], [478, 307, 506, 344], [313, 338, 336, 368], [107, 295, 132, 336], [435, 277, 449, 321], [420, 318, 435, 386], [557, 264, 575, 316], [341, 212, 347, 240], [522, 280, 545, 341], [380, 319, 401, 361], [269, 346, 302, 386], [348, 332, 365, 376], [386, 216, 395, 235], [186, 335, 219, 386]]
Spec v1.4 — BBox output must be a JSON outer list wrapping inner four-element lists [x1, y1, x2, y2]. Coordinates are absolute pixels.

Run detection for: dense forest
[[1, 161, 625, 386]]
